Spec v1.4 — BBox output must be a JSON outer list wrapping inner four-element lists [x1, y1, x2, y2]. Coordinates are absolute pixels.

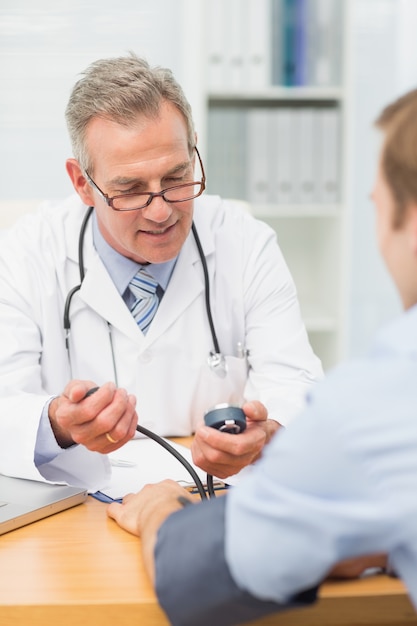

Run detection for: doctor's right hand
[[48, 380, 138, 453]]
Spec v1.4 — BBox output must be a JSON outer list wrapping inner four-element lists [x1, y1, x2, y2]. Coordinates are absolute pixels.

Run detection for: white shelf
[[208, 87, 344, 102], [251, 204, 342, 219]]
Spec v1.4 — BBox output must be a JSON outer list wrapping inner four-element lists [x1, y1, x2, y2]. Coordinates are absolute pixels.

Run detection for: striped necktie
[[129, 269, 159, 334]]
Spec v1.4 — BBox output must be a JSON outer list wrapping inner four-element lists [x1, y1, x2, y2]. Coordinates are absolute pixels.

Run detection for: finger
[[83, 386, 100, 398], [101, 392, 138, 440], [106, 500, 141, 535], [65, 380, 105, 403], [242, 400, 268, 422], [79, 381, 118, 412], [86, 386, 129, 432], [59, 386, 118, 436], [128, 393, 137, 409], [107, 501, 122, 521], [197, 423, 265, 454], [192, 430, 260, 477], [104, 408, 138, 448], [68, 388, 130, 448]]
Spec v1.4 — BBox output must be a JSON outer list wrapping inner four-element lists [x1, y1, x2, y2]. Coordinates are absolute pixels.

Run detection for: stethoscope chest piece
[[207, 351, 228, 378]]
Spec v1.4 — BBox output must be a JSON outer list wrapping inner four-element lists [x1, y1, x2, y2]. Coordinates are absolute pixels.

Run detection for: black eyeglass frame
[[84, 146, 206, 212]]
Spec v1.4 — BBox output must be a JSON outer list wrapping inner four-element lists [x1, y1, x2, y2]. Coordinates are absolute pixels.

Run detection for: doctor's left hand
[[48, 380, 138, 452], [191, 400, 281, 479]]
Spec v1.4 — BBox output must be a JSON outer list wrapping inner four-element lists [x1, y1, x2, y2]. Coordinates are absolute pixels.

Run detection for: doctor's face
[[71, 101, 196, 265]]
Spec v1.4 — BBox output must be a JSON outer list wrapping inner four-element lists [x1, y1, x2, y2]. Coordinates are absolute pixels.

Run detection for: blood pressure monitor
[[204, 404, 246, 434]]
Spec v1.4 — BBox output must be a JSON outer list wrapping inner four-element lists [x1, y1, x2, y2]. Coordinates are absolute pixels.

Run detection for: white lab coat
[[0, 194, 322, 489]]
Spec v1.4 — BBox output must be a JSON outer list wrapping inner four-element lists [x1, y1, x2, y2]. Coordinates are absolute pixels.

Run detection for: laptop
[[0, 474, 88, 536]]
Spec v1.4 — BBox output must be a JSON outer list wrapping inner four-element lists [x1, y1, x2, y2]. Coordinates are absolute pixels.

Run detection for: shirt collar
[[372, 303, 417, 357], [91, 210, 176, 295]]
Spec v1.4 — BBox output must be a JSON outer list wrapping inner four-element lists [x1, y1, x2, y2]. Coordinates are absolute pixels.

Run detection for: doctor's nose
[[141, 193, 173, 223]]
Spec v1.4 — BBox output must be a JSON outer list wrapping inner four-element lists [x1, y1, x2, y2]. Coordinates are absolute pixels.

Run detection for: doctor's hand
[[48, 380, 138, 452], [191, 400, 281, 479]]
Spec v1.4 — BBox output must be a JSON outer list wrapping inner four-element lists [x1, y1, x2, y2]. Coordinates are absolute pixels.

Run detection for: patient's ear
[[66, 158, 95, 206]]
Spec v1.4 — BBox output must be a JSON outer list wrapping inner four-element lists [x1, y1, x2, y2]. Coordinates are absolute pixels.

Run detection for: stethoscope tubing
[[63, 206, 221, 372]]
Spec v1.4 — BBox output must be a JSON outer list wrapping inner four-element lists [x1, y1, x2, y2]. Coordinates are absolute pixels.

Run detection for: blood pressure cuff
[[155, 495, 318, 626]]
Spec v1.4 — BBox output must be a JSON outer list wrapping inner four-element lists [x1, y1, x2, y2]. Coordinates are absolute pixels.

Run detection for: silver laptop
[[0, 474, 88, 536]]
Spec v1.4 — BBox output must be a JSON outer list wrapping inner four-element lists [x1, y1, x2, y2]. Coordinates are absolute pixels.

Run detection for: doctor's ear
[[66, 158, 95, 206]]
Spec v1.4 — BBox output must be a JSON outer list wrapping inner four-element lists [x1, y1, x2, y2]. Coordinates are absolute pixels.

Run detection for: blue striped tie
[[129, 269, 159, 334]]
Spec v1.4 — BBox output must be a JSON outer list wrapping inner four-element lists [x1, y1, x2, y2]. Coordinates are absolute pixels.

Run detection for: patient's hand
[[327, 554, 387, 579]]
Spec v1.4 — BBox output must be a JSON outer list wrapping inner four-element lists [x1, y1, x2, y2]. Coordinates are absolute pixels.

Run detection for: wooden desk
[[1, 497, 416, 626]]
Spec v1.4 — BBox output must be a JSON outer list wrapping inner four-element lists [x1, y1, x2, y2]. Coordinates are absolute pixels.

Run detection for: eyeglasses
[[85, 146, 206, 212]]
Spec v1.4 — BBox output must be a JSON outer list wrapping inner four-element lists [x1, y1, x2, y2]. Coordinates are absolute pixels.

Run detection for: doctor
[[0, 54, 322, 491]]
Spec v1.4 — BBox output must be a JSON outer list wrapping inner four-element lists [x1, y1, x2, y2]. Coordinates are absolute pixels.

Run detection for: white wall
[[0, 0, 204, 213], [345, 0, 417, 357]]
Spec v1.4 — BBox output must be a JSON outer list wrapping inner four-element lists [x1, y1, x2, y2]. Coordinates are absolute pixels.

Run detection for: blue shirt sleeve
[[34, 396, 64, 466], [225, 360, 404, 602], [155, 496, 317, 626]]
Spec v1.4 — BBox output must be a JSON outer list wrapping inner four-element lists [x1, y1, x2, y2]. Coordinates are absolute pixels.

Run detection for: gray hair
[[65, 53, 195, 173]]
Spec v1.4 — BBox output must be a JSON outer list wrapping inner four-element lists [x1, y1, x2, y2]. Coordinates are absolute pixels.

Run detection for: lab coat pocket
[[194, 355, 249, 425]]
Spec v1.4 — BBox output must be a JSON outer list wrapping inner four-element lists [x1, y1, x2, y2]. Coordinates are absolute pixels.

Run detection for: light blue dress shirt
[[91, 211, 176, 302], [155, 304, 417, 625]]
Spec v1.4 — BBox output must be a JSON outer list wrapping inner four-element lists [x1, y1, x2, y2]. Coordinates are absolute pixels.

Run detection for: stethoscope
[[63, 206, 228, 384]]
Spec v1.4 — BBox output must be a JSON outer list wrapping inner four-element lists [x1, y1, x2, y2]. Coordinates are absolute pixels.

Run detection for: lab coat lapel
[[65, 204, 215, 346], [64, 204, 140, 344], [78, 255, 141, 344]]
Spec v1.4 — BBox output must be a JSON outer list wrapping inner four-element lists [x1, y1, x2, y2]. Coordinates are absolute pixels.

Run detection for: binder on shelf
[[206, 0, 227, 90], [207, 0, 275, 91], [246, 108, 274, 204], [306, 0, 342, 86], [293, 107, 317, 204], [207, 0, 343, 90], [246, 0, 272, 89], [270, 0, 343, 87], [207, 107, 247, 200], [282, 0, 298, 86], [206, 107, 224, 195], [294, 0, 307, 85], [226, 0, 245, 89], [316, 107, 340, 203], [328, 0, 343, 86], [229, 108, 247, 199], [273, 107, 296, 204], [271, 0, 284, 86]]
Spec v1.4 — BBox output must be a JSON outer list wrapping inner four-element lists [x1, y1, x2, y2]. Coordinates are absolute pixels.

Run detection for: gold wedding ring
[[105, 432, 118, 444]]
